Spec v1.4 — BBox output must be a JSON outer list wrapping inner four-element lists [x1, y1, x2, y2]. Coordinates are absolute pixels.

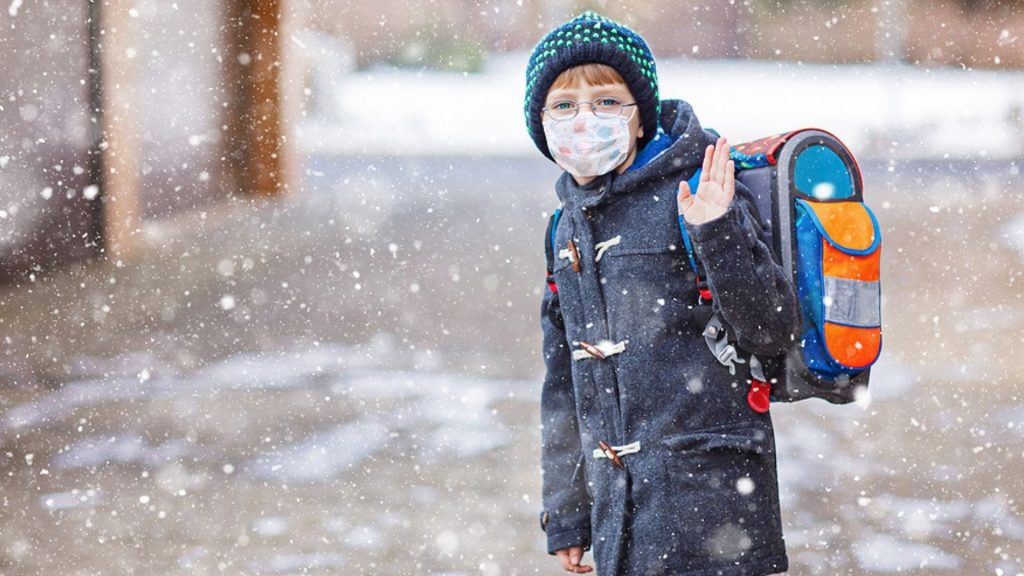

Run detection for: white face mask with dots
[[543, 113, 632, 179]]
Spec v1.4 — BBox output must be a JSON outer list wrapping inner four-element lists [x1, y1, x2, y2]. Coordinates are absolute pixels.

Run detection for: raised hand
[[677, 136, 735, 225]]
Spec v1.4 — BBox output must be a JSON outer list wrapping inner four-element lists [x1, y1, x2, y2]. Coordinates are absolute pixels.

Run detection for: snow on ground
[[853, 533, 962, 572], [9, 338, 1023, 573], [296, 50, 1024, 160], [245, 419, 392, 482], [5, 340, 527, 485], [10, 353, 1020, 572], [1001, 211, 1024, 256], [249, 551, 347, 575]]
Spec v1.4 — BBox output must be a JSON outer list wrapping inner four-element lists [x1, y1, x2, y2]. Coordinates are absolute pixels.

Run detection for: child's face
[[543, 78, 644, 185]]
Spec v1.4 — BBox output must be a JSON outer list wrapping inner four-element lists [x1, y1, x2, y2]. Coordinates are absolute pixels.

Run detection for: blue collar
[[627, 126, 676, 172]]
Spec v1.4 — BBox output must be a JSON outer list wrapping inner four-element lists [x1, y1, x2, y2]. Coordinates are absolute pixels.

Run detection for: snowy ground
[[296, 50, 1024, 161], [1, 149, 1023, 574]]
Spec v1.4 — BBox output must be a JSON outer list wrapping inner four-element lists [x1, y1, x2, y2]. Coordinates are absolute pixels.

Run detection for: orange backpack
[[683, 128, 882, 408]]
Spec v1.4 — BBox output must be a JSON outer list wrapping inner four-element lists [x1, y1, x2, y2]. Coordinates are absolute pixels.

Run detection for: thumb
[[677, 180, 694, 213]]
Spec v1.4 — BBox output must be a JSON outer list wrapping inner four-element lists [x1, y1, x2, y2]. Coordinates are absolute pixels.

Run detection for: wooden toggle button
[[598, 440, 624, 469], [567, 240, 581, 273], [578, 341, 606, 360]]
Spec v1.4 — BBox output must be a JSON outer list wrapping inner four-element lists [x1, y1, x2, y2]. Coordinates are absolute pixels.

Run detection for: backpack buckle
[[703, 315, 745, 375]]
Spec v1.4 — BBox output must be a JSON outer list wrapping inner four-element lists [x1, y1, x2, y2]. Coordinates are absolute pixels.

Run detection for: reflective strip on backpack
[[823, 276, 881, 327]]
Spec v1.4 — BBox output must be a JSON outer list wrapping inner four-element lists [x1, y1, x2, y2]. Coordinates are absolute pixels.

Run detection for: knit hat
[[524, 11, 660, 161]]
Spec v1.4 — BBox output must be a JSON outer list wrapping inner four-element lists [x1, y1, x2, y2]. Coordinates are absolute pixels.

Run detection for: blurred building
[[312, 0, 1024, 68], [0, 0, 298, 283]]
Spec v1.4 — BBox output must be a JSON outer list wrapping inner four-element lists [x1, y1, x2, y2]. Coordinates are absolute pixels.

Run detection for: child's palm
[[677, 137, 735, 225]]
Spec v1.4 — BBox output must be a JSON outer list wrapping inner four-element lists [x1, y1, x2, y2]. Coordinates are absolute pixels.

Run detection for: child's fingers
[[700, 144, 713, 181], [556, 549, 573, 571], [677, 180, 692, 199], [555, 546, 594, 574], [723, 159, 735, 205], [556, 548, 579, 571], [677, 180, 694, 214], [713, 137, 728, 182]]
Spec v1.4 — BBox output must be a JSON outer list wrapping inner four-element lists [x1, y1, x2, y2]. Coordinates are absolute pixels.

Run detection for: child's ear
[[638, 125, 644, 139]]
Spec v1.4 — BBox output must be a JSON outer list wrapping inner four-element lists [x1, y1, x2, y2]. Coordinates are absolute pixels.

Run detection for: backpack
[[545, 128, 882, 410]]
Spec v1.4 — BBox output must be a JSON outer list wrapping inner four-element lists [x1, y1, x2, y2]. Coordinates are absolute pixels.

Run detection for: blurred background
[[1, 0, 1023, 574]]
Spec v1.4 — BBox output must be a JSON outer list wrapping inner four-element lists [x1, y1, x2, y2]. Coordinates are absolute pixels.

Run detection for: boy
[[525, 12, 799, 576]]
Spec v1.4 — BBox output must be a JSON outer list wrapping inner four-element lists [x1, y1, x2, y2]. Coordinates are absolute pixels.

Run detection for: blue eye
[[596, 98, 620, 107]]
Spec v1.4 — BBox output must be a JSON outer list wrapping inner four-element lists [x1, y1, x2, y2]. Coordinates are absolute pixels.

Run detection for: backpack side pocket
[[794, 198, 882, 375]]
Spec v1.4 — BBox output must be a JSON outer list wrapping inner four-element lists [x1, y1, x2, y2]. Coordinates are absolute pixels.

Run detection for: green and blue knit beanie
[[524, 11, 661, 161]]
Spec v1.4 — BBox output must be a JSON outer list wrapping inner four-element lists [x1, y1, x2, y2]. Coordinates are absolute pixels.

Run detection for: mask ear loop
[[619, 102, 639, 122], [618, 104, 641, 141]]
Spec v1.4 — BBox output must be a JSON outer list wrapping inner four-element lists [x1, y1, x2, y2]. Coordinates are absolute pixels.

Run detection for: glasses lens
[[547, 101, 577, 120], [593, 99, 623, 119]]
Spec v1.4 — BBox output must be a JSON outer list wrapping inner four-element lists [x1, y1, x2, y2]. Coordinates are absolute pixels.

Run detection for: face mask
[[543, 113, 632, 179]]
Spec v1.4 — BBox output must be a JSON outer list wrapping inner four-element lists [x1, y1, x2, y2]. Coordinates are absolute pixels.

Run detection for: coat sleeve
[[683, 180, 800, 357], [539, 224, 592, 555]]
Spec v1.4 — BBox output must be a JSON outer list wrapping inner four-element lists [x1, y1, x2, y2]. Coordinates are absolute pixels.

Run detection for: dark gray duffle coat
[[539, 99, 798, 575]]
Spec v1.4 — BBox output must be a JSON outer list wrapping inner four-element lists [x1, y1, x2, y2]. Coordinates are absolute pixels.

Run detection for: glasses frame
[[542, 99, 638, 122]]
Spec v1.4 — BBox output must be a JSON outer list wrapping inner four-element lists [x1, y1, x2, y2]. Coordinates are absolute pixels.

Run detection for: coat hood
[[554, 98, 716, 209]]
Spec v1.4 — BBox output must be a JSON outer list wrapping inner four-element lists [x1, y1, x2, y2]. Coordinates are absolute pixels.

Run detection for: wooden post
[[249, 0, 285, 196], [225, 0, 287, 198], [92, 0, 143, 259]]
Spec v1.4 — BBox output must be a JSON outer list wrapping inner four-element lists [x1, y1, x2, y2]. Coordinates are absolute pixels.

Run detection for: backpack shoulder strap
[[677, 169, 702, 275], [682, 164, 774, 413], [545, 208, 562, 274]]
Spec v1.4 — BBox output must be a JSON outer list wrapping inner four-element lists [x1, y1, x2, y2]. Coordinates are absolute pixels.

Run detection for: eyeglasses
[[542, 98, 637, 121]]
